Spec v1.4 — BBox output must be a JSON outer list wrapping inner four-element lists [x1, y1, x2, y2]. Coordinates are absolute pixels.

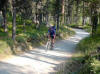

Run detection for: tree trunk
[[99, 13, 100, 24], [23, 20, 26, 32], [12, 6, 16, 41], [57, 15, 59, 31], [89, 7, 92, 25], [91, 7, 98, 35], [66, 0, 73, 25], [39, 13, 42, 25], [75, 0, 79, 25], [82, 0, 85, 26], [2, 7, 7, 32], [61, 0, 65, 25], [35, 2, 38, 24], [45, 0, 49, 27], [92, 15, 98, 35], [46, 13, 49, 26]]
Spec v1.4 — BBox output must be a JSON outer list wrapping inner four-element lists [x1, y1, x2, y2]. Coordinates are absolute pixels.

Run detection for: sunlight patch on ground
[[0, 29, 89, 74]]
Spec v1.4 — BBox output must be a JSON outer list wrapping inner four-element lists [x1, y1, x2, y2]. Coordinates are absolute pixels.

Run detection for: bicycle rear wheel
[[50, 42, 53, 50], [46, 40, 51, 50]]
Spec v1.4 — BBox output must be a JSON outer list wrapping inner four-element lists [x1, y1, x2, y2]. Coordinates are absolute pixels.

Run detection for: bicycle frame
[[46, 39, 53, 50]]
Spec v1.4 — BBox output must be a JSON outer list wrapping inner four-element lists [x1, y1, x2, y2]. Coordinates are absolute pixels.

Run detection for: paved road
[[0, 29, 89, 74]]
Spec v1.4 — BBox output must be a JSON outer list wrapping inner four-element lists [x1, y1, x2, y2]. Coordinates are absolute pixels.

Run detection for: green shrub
[[92, 58, 100, 74], [76, 24, 100, 74], [0, 37, 13, 54], [96, 24, 100, 35], [83, 25, 92, 33], [0, 32, 8, 37], [16, 36, 26, 43], [77, 24, 100, 54], [77, 57, 100, 74], [77, 35, 100, 54], [67, 24, 80, 28], [59, 26, 75, 37], [0, 40, 8, 53]]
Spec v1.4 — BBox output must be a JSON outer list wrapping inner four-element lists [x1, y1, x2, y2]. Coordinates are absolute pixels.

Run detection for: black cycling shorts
[[50, 35, 54, 39]]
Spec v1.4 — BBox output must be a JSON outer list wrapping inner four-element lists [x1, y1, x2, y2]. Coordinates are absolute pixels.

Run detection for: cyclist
[[48, 24, 56, 47]]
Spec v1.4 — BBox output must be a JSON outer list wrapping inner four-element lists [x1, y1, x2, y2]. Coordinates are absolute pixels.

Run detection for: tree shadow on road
[[0, 61, 24, 74], [0, 61, 37, 74]]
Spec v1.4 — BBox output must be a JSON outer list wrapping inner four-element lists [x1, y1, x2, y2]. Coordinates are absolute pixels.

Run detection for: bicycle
[[46, 39, 53, 51]]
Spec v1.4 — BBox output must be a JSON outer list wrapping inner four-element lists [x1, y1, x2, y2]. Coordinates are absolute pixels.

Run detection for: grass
[[59, 26, 75, 39], [0, 40, 8, 53], [67, 24, 81, 28], [56, 24, 100, 74], [77, 24, 100, 54], [56, 33, 100, 74], [77, 35, 100, 54], [0, 20, 75, 57], [0, 38, 12, 54], [0, 32, 8, 37], [0, 13, 75, 56], [68, 24, 92, 33], [71, 24, 100, 74]]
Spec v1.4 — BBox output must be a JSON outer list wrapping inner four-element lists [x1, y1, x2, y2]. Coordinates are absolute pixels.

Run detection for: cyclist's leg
[[51, 36, 54, 47], [52, 35, 56, 43]]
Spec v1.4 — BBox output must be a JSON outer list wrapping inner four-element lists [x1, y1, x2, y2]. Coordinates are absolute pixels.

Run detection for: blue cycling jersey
[[48, 26, 56, 36]]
